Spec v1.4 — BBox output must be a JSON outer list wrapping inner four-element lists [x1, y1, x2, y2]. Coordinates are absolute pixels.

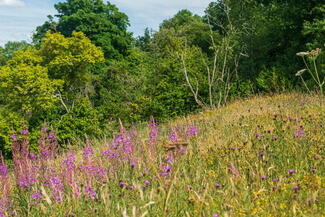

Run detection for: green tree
[[135, 28, 152, 52], [0, 64, 62, 119], [160, 9, 202, 30], [39, 31, 105, 93], [34, 0, 132, 60], [0, 41, 30, 65], [303, 4, 325, 49]]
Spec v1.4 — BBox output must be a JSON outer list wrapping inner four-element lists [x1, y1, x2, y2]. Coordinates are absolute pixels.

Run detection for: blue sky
[[0, 0, 212, 46]]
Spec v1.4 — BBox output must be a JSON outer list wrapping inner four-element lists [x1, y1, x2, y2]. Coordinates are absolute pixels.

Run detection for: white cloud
[[0, 0, 25, 7]]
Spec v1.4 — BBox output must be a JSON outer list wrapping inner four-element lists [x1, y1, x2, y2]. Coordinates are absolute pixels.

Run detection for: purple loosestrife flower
[[166, 152, 173, 164], [10, 135, 18, 141], [102, 149, 110, 156], [160, 164, 172, 177], [84, 187, 96, 200], [18, 179, 30, 189], [41, 150, 49, 158], [148, 119, 158, 144], [185, 126, 198, 137], [32, 192, 42, 201], [48, 177, 64, 202], [160, 172, 170, 177], [148, 118, 158, 161], [63, 154, 76, 170], [83, 147, 94, 157], [179, 145, 186, 154], [29, 153, 37, 161], [41, 125, 48, 132], [164, 165, 172, 172], [0, 165, 8, 176], [48, 131, 57, 141], [20, 129, 29, 135], [168, 131, 178, 143]]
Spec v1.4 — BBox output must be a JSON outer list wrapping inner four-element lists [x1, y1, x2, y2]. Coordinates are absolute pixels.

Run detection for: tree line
[[0, 0, 324, 158]]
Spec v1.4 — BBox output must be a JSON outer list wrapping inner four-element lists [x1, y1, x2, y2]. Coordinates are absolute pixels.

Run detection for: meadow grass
[[0, 92, 324, 217]]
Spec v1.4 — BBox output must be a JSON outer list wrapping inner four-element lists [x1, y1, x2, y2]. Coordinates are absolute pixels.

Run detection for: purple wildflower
[[256, 131, 262, 140], [130, 161, 137, 168], [18, 179, 29, 189], [0, 165, 8, 176], [261, 175, 266, 180], [83, 147, 94, 157], [185, 126, 198, 137], [48, 131, 57, 141], [292, 186, 300, 192], [144, 180, 151, 185], [215, 183, 220, 188], [289, 169, 295, 175], [164, 165, 172, 172], [166, 153, 173, 164], [272, 178, 279, 182], [274, 113, 279, 118], [84, 187, 96, 200], [32, 192, 42, 201], [168, 131, 178, 143], [213, 214, 219, 217], [62, 154, 76, 170], [311, 168, 316, 173], [273, 136, 278, 140], [102, 149, 111, 156], [29, 153, 38, 161], [10, 135, 18, 141], [20, 129, 29, 135], [119, 182, 126, 188], [41, 126, 48, 132]]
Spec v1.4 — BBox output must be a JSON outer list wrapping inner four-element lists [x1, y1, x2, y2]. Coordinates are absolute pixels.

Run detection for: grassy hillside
[[0, 93, 324, 217]]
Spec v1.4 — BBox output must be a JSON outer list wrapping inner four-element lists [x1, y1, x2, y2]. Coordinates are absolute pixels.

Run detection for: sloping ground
[[177, 93, 324, 153], [1, 93, 324, 217]]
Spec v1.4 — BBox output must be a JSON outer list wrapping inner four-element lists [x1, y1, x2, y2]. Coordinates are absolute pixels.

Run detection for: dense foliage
[[0, 0, 324, 157]]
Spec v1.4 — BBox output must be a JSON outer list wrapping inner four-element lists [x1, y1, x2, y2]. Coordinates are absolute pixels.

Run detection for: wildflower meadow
[[0, 93, 324, 217]]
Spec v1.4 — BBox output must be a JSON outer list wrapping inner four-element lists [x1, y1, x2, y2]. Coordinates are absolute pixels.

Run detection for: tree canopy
[[33, 0, 132, 60]]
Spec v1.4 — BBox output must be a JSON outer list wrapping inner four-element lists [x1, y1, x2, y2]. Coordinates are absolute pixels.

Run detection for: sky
[[0, 0, 212, 46]]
